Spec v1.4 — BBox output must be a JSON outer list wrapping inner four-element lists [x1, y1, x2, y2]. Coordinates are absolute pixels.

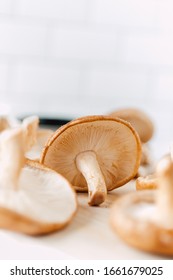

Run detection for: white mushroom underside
[[0, 166, 76, 224], [44, 120, 139, 189], [128, 202, 156, 222], [126, 200, 173, 230]]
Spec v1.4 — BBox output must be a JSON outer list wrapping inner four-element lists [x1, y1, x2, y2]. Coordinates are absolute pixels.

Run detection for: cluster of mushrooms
[[0, 108, 173, 256]]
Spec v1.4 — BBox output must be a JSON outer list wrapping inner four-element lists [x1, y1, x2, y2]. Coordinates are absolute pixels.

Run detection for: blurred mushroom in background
[[108, 108, 155, 177], [110, 155, 173, 256]]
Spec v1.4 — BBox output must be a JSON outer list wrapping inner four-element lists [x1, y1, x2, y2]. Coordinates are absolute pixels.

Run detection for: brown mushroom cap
[[41, 115, 141, 192], [108, 108, 154, 143], [110, 190, 173, 256]]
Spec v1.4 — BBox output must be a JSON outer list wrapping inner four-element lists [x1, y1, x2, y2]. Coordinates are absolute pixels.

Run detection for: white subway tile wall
[[0, 62, 8, 91], [90, 0, 158, 28], [17, 0, 87, 21], [0, 0, 11, 14], [0, 20, 46, 56], [0, 0, 173, 157], [51, 26, 118, 61]]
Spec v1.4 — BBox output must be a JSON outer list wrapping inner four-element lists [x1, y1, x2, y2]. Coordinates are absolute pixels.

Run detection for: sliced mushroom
[[41, 115, 141, 206], [0, 128, 77, 235], [110, 156, 173, 256]]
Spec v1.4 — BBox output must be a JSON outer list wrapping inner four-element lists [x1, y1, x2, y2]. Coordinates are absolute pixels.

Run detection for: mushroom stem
[[156, 159, 173, 228], [76, 151, 107, 206], [0, 117, 10, 132], [0, 128, 25, 190], [22, 116, 39, 152]]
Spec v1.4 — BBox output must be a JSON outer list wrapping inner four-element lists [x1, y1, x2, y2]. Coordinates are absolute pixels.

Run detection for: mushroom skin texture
[[41, 115, 141, 206], [108, 108, 154, 143], [110, 157, 173, 256]]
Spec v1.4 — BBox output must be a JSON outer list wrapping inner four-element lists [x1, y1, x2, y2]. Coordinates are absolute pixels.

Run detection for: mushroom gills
[[41, 116, 141, 207], [0, 166, 76, 224], [0, 127, 77, 235]]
